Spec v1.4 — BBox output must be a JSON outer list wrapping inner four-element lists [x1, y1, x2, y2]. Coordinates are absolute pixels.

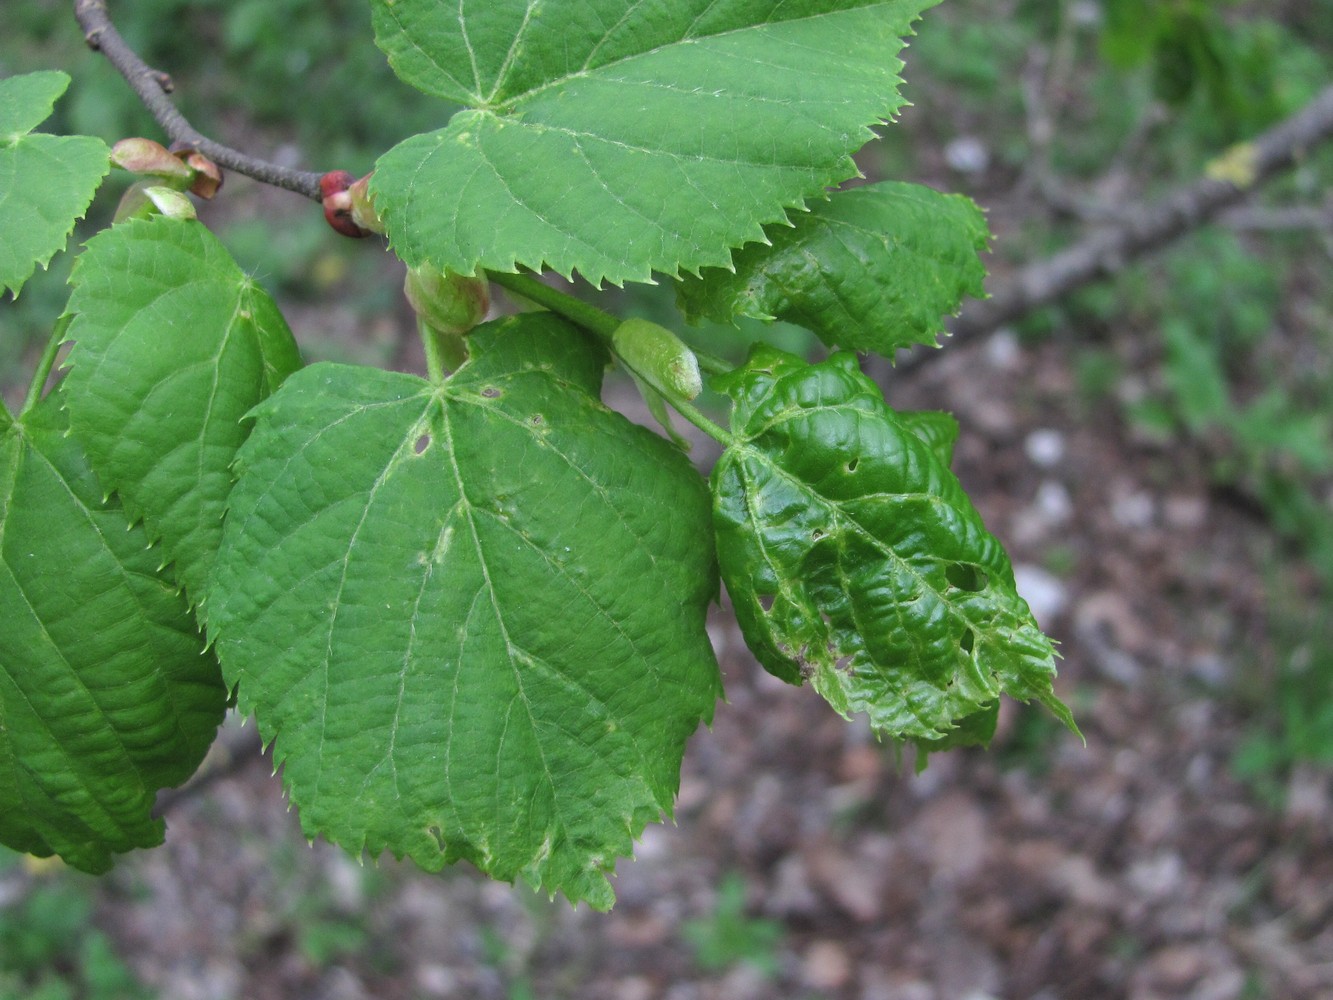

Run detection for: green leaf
[[209, 313, 721, 909], [711, 345, 1074, 739], [676, 182, 989, 356], [897, 409, 960, 467], [62, 216, 302, 610], [0, 71, 110, 298], [0, 391, 225, 873], [369, 0, 936, 285]]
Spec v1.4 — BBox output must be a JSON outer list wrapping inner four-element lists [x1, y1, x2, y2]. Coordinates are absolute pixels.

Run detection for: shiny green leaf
[[369, 0, 935, 285], [63, 217, 302, 609], [0, 71, 109, 297], [209, 313, 721, 909], [677, 182, 989, 356], [0, 392, 225, 872]]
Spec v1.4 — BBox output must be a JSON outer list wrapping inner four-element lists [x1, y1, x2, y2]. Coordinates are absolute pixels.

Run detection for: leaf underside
[[369, 0, 936, 285], [0, 71, 109, 298], [208, 313, 722, 909], [0, 393, 225, 872], [676, 181, 990, 357], [711, 345, 1074, 741], [62, 216, 303, 611]]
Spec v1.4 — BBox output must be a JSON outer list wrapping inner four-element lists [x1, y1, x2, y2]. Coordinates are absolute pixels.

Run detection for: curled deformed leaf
[[711, 345, 1075, 740]]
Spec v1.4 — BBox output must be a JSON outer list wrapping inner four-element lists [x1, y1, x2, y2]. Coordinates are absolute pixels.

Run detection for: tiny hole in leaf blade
[[414, 434, 431, 454], [946, 562, 988, 592]]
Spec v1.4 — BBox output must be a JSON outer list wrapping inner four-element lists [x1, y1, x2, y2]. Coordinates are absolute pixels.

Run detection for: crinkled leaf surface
[[369, 0, 935, 285], [0, 392, 225, 872], [0, 71, 109, 297], [711, 345, 1074, 739], [208, 313, 721, 909], [897, 409, 960, 467], [63, 217, 302, 610], [677, 182, 989, 356]]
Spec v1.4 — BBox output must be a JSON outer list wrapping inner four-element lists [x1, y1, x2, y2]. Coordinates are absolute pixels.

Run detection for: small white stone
[[984, 328, 1021, 370], [1034, 479, 1074, 524], [944, 135, 990, 174], [1024, 428, 1065, 469], [1013, 563, 1069, 627], [1111, 490, 1156, 529]]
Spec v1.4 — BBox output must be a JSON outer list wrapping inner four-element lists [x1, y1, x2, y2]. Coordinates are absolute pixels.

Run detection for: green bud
[[404, 265, 490, 336], [611, 318, 702, 401]]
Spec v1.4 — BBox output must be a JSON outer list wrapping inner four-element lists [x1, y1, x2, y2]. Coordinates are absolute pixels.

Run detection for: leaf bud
[[319, 170, 373, 238], [110, 138, 194, 187], [177, 150, 223, 199], [612, 318, 702, 401], [347, 172, 385, 235], [404, 265, 490, 336]]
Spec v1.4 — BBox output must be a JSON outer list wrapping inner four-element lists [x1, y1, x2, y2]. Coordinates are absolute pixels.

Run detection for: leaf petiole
[[20, 313, 72, 418], [486, 270, 620, 343], [419, 317, 467, 383], [667, 396, 735, 447]]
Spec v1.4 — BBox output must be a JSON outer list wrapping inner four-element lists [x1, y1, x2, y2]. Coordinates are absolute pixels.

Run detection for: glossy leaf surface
[[0, 71, 109, 297], [677, 182, 989, 356], [63, 217, 302, 609], [711, 346, 1074, 739], [209, 313, 721, 909], [0, 392, 225, 872], [369, 0, 934, 285]]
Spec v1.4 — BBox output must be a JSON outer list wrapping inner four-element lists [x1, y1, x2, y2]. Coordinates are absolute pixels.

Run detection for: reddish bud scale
[[320, 170, 372, 238]]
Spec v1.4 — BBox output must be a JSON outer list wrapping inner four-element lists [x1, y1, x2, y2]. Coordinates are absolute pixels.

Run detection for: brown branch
[[73, 0, 324, 201], [936, 84, 1333, 354]]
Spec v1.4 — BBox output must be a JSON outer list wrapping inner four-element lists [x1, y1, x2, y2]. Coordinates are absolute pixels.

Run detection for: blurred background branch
[[943, 84, 1333, 349]]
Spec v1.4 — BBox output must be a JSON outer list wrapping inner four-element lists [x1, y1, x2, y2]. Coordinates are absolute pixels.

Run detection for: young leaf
[[711, 345, 1075, 740], [62, 216, 302, 611], [0, 71, 110, 297], [676, 182, 989, 357], [0, 391, 226, 873], [209, 313, 722, 909], [369, 0, 936, 285]]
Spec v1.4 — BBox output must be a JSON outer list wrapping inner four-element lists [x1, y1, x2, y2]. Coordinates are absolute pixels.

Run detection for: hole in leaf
[[946, 562, 989, 592], [811, 529, 825, 541], [758, 594, 775, 613], [846, 458, 860, 473], [414, 434, 431, 455], [481, 386, 501, 398], [529, 413, 544, 426], [959, 629, 976, 654], [427, 825, 446, 851]]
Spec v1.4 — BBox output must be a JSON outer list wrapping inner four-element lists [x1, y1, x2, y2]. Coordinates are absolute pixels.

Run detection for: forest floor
[[4, 21, 1332, 991], [76, 302, 1333, 1000]]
